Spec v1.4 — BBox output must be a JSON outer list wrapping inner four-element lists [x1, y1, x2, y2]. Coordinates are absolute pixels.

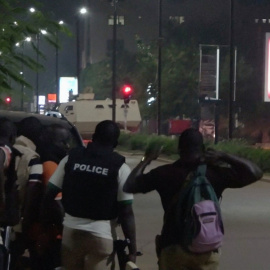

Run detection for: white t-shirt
[[49, 155, 133, 240]]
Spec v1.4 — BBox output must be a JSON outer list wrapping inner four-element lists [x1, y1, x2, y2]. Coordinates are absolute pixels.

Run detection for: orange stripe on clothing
[[43, 161, 62, 199]]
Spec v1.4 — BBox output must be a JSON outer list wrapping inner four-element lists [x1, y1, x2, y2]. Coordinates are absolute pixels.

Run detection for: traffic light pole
[[124, 104, 128, 131]]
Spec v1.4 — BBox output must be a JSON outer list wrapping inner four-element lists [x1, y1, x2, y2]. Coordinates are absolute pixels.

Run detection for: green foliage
[[0, 0, 69, 93], [208, 139, 270, 173], [118, 132, 179, 156], [81, 60, 112, 99], [79, 16, 261, 128], [118, 134, 270, 173]]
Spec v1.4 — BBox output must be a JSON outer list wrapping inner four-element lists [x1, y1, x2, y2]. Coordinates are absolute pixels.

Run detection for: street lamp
[[35, 29, 47, 114], [76, 7, 88, 93], [16, 37, 31, 111], [56, 20, 64, 105], [28, 7, 46, 114]]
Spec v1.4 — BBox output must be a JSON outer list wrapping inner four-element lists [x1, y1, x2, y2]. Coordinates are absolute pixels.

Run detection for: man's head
[[18, 116, 43, 146], [178, 128, 204, 165], [0, 117, 17, 145], [42, 124, 71, 153], [92, 120, 120, 148]]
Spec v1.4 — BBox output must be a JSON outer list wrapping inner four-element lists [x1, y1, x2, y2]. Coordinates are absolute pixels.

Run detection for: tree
[[0, 0, 68, 97]]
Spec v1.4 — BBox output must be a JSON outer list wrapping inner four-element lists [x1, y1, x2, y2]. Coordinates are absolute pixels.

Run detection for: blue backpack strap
[[197, 164, 206, 176]]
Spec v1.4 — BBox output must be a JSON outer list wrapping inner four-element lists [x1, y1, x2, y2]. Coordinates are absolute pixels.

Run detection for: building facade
[[81, 0, 186, 65]]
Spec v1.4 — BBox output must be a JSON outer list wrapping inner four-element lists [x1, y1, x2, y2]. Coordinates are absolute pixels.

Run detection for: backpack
[[174, 164, 224, 253]]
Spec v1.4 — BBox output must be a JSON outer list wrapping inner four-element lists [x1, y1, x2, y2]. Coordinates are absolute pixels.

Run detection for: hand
[[143, 144, 163, 164], [204, 148, 224, 165]]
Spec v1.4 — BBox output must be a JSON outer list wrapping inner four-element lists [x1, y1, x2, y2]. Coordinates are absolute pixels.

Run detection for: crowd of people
[[0, 117, 263, 270]]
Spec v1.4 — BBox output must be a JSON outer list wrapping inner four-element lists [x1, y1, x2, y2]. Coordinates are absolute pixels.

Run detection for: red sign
[[48, 94, 57, 103], [168, 119, 192, 135]]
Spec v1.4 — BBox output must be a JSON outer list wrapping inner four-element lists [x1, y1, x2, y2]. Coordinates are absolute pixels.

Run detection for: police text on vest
[[73, 163, 109, 175]]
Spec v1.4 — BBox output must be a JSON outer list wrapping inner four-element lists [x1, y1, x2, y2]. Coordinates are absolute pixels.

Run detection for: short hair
[[0, 117, 17, 143], [178, 128, 204, 151], [41, 124, 69, 144], [18, 116, 42, 145], [93, 120, 120, 147]]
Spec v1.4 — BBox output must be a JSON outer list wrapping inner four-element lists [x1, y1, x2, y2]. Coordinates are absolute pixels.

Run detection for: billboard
[[264, 33, 270, 102], [199, 46, 220, 100], [59, 77, 78, 103]]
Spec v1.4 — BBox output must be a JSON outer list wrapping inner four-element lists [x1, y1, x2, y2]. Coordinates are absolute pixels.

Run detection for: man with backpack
[[123, 128, 263, 270]]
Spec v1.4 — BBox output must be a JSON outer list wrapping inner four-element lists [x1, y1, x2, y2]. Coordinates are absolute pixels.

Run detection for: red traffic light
[[123, 85, 132, 95], [122, 85, 133, 104], [5, 97, 11, 104]]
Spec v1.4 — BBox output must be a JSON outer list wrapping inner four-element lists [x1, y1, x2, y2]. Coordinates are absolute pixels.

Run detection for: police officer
[[42, 120, 137, 270]]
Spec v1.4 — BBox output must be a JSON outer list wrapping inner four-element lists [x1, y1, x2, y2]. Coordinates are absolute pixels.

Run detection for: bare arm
[[118, 203, 137, 262], [205, 149, 263, 187], [123, 145, 162, 193], [40, 182, 62, 225]]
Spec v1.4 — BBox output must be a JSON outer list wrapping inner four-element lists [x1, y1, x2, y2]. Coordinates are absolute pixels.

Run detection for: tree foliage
[[80, 16, 259, 128], [0, 0, 69, 96]]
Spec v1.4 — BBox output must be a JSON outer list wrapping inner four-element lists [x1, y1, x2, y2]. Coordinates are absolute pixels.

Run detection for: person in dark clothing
[[0, 118, 17, 270], [123, 128, 263, 270], [36, 124, 71, 269], [11, 116, 43, 270], [0, 118, 17, 214], [42, 120, 137, 270]]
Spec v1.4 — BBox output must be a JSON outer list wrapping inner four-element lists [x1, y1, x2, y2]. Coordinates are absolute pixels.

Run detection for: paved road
[[117, 152, 270, 270]]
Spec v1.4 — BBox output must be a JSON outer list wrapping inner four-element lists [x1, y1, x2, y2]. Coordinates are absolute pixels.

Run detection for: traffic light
[[122, 84, 133, 104], [5, 97, 11, 104]]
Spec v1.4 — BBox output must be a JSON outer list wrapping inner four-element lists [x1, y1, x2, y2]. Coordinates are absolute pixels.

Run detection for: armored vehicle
[[58, 93, 141, 139]]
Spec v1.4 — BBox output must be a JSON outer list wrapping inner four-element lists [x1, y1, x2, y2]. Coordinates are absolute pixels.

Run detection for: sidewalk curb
[[118, 150, 172, 163], [262, 175, 270, 183]]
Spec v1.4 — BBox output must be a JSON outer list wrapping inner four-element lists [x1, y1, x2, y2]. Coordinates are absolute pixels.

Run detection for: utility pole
[[229, 0, 235, 139], [20, 43, 25, 111], [35, 33, 40, 114], [56, 31, 59, 105], [112, 0, 118, 122], [157, 0, 162, 135], [76, 17, 80, 93]]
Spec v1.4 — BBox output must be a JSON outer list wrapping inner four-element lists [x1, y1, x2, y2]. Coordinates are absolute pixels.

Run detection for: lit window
[[169, 16, 185, 24], [65, 105, 73, 112], [108, 15, 125, 26]]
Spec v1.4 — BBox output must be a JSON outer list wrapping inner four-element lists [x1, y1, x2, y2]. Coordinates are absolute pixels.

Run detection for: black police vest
[[62, 144, 125, 220]]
